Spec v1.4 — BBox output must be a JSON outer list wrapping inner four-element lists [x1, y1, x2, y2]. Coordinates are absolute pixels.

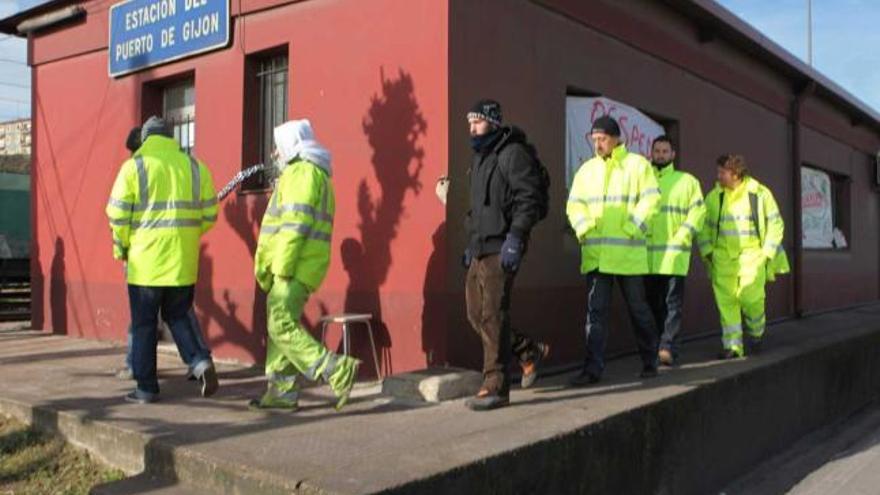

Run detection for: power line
[[0, 81, 29, 89], [0, 57, 26, 65], [0, 96, 29, 104]]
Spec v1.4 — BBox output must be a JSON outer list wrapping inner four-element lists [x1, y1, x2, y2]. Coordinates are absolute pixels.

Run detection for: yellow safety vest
[[698, 176, 790, 281], [254, 159, 334, 292], [566, 144, 660, 275], [648, 163, 706, 276], [105, 135, 217, 286]]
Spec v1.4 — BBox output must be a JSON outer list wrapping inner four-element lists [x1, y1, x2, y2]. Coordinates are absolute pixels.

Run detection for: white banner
[[801, 167, 834, 249], [565, 96, 665, 188]]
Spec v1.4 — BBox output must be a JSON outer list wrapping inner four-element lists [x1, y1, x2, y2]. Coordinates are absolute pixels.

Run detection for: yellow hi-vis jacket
[[254, 159, 335, 293], [566, 144, 660, 275], [698, 176, 790, 281], [105, 135, 218, 286], [648, 163, 706, 276]]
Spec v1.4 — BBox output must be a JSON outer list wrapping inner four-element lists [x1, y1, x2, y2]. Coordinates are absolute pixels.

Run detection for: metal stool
[[319, 313, 382, 379]]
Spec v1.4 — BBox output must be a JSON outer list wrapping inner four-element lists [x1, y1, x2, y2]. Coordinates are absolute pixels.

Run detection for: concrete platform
[[2, 304, 880, 494]]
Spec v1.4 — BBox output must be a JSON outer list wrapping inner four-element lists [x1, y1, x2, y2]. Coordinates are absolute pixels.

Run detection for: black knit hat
[[125, 127, 142, 153], [591, 115, 621, 137], [467, 99, 502, 127]]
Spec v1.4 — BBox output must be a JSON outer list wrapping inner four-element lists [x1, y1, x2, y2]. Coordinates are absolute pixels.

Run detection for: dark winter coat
[[466, 126, 544, 257]]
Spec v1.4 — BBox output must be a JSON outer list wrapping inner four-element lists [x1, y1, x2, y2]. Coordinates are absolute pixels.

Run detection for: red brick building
[[3, 0, 880, 375]]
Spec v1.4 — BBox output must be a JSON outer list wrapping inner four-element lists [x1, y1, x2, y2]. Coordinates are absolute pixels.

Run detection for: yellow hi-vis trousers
[[711, 265, 766, 356], [263, 276, 351, 405]]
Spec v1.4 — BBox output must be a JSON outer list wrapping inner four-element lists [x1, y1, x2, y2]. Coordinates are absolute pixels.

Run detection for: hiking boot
[[658, 348, 675, 367], [639, 365, 659, 378], [520, 343, 550, 389], [248, 396, 299, 412], [717, 349, 742, 360], [198, 363, 219, 397], [569, 368, 601, 387], [465, 393, 509, 411], [329, 356, 361, 411], [115, 367, 133, 380], [125, 390, 158, 404]]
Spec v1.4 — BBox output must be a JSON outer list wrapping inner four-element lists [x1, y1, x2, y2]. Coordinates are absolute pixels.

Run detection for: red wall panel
[[32, 0, 448, 375]]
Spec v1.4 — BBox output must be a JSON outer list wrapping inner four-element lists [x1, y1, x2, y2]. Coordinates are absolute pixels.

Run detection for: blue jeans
[[583, 272, 659, 377], [128, 285, 212, 394], [124, 308, 210, 371], [645, 275, 686, 358]]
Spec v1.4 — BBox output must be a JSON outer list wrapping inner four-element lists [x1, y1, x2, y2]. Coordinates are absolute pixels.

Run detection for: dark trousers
[[128, 285, 211, 394], [645, 275, 686, 357], [583, 271, 658, 377], [465, 254, 539, 395], [124, 308, 211, 371]]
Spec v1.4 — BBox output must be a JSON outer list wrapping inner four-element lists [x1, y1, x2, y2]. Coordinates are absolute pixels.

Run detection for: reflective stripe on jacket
[[254, 159, 334, 292], [566, 144, 660, 275], [105, 135, 217, 286], [698, 176, 789, 281], [647, 163, 706, 276]]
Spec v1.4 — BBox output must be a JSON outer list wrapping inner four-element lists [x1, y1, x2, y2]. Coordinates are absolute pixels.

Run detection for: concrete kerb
[[381, 321, 880, 495], [0, 396, 147, 474], [0, 394, 336, 495]]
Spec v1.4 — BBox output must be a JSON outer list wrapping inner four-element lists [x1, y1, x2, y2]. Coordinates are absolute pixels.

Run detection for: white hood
[[273, 119, 332, 176]]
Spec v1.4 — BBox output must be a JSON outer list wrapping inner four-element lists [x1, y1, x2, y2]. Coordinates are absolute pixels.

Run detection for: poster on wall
[[801, 166, 834, 248], [565, 96, 666, 188]]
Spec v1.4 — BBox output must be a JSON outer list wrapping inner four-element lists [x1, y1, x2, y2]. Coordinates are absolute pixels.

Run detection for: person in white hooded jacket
[[250, 119, 360, 411]]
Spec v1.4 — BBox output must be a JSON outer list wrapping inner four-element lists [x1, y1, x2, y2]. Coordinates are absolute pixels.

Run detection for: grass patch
[[0, 413, 125, 495]]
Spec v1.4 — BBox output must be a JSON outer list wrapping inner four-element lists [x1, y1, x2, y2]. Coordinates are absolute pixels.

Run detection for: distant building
[[0, 119, 32, 156]]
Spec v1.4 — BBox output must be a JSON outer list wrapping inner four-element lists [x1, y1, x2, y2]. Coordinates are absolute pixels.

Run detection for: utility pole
[[807, 0, 813, 66]]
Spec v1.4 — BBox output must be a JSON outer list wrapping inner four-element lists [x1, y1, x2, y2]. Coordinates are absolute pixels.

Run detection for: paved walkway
[[1, 304, 880, 494]]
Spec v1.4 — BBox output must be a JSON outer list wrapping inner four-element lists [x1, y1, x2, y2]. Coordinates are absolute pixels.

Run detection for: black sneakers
[[569, 368, 601, 387], [465, 394, 510, 411], [199, 364, 219, 397], [125, 390, 158, 404]]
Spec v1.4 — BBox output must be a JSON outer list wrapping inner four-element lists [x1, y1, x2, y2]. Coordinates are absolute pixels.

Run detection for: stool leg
[[321, 321, 328, 346], [365, 321, 382, 379], [342, 323, 350, 356]]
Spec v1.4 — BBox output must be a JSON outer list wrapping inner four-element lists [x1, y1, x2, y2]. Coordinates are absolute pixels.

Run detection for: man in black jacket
[[464, 99, 549, 411]]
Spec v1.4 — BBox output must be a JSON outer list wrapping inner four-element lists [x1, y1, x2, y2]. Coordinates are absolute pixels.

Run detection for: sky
[[0, 0, 878, 121]]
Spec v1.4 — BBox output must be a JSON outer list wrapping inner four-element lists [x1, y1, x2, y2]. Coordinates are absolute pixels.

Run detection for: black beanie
[[125, 127, 142, 153], [467, 99, 502, 127], [591, 115, 621, 137]]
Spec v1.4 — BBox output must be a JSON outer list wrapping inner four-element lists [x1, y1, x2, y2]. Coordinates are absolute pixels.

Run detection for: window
[[802, 165, 850, 250], [241, 50, 288, 192], [163, 80, 195, 154]]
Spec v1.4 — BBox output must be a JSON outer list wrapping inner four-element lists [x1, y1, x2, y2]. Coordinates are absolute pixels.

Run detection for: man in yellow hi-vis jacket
[[698, 154, 789, 359], [566, 116, 661, 385], [645, 136, 706, 366], [250, 119, 360, 412], [106, 116, 219, 404]]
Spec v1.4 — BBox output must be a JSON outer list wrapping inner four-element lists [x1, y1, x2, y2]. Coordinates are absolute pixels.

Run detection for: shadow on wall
[[421, 222, 447, 366], [196, 197, 267, 364], [338, 68, 427, 378], [49, 237, 67, 335], [31, 234, 44, 330]]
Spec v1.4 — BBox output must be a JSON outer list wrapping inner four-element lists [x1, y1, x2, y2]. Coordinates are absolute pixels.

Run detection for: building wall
[[30, 0, 448, 373], [448, 0, 880, 367]]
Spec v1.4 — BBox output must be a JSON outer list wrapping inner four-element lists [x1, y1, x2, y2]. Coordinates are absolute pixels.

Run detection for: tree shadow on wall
[[339, 68, 427, 378]]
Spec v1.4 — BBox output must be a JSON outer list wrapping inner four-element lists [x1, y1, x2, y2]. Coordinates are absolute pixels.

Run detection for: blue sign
[[108, 0, 229, 77]]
